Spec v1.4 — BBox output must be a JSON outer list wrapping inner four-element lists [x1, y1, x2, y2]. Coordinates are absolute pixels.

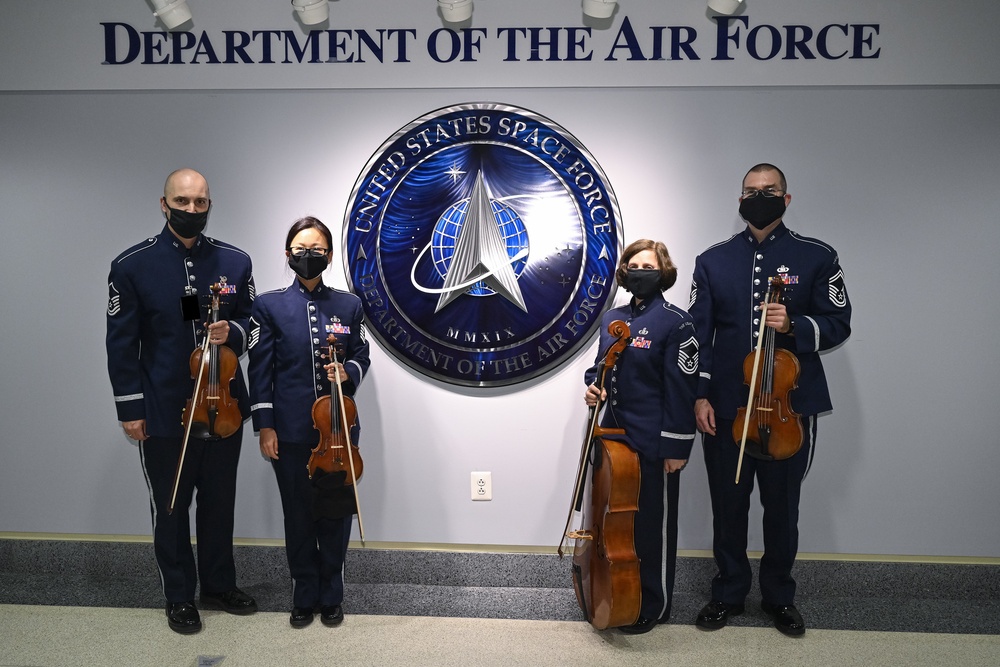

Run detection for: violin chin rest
[[189, 424, 220, 442]]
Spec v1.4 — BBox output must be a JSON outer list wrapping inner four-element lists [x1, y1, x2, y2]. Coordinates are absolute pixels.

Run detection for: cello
[[308, 333, 365, 544], [169, 283, 242, 514], [733, 275, 803, 483], [558, 320, 641, 630]]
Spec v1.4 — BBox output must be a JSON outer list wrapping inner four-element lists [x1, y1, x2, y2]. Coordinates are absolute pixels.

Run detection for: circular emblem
[[344, 102, 623, 387]]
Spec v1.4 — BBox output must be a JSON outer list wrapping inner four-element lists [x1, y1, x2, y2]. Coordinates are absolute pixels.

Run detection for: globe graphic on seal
[[430, 198, 530, 297]]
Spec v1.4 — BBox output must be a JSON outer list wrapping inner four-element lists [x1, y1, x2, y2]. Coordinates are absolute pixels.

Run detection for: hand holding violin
[[584, 384, 606, 407], [325, 360, 348, 384], [206, 319, 230, 345], [762, 302, 792, 334]]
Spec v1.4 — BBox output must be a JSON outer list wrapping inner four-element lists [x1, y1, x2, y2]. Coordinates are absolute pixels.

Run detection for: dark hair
[[616, 239, 677, 291], [285, 216, 333, 250], [744, 163, 787, 192]]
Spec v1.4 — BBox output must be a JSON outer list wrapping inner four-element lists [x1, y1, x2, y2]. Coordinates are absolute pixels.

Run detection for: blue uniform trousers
[[271, 440, 353, 609], [702, 416, 815, 606], [633, 455, 681, 621], [139, 430, 242, 603]]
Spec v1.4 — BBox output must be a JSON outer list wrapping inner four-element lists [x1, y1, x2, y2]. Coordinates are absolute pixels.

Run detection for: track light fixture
[[438, 0, 473, 23], [150, 0, 192, 30], [292, 0, 330, 25], [707, 0, 744, 15], [582, 0, 617, 19]]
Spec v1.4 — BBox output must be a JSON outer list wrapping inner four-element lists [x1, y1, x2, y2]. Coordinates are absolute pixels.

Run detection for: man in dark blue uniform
[[106, 168, 258, 634], [689, 164, 851, 637]]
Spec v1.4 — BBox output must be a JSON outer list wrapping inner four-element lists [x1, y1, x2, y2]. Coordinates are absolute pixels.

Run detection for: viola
[[559, 320, 642, 630], [169, 283, 241, 513], [733, 275, 803, 481], [308, 334, 366, 543]]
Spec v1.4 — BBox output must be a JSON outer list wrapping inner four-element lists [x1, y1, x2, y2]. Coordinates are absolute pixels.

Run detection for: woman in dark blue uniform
[[584, 239, 699, 634], [248, 216, 370, 628]]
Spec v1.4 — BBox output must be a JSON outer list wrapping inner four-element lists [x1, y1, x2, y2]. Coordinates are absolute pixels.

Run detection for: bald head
[[164, 168, 210, 202], [161, 168, 211, 217]]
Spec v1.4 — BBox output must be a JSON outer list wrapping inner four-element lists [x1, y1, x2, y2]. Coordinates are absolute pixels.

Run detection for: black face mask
[[288, 253, 328, 281], [164, 202, 210, 239], [624, 268, 661, 300], [739, 195, 786, 230]]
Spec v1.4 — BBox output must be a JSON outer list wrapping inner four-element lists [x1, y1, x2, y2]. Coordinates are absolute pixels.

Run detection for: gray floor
[[2, 539, 999, 666], [3, 605, 1000, 667]]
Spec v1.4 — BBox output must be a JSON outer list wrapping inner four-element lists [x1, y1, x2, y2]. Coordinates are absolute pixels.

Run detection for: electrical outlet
[[471, 471, 492, 501]]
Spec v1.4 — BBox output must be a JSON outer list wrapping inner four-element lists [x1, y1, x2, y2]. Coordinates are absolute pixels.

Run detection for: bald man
[[107, 169, 258, 633]]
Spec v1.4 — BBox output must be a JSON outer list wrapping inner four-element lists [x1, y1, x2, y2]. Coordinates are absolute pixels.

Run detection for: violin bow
[[558, 359, 606, 558], [558, 321, 630, 557], [168, 332, 211, 515], [735, 292, 773, 484], [332, 345, 365, 546]]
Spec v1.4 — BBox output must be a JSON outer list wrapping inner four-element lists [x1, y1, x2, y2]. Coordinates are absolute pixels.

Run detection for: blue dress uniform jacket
[[583, 291, 698, 623], [248, 278, 370, 610], [585, 293, 699, 462], [688, 221, 852, 607], [688, 223, 851, 420], [105, 224, 255, 605], [106, 224, 255, 437], [248, 280, 370, 442]]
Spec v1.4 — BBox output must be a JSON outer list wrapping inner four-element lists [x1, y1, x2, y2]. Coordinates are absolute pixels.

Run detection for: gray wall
[[1, 1, 999, 558]]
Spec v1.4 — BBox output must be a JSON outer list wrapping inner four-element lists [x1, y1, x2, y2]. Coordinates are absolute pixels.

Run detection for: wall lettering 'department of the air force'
[[344, 103, 623, 387]]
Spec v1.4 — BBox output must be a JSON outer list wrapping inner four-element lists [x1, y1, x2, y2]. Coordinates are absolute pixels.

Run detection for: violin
[[169, 283, 241, 513], [733, 275, 803, 481], [559, 320, 641, 630], [183, 284, 241, 440], [308, 333, 365, 542]]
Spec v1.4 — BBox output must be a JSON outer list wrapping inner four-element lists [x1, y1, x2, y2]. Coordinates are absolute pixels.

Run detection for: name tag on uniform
[[180, 294, 200, 321]]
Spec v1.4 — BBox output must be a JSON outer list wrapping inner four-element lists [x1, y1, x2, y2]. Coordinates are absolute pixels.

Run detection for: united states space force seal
[[344, 103, 623, 387]]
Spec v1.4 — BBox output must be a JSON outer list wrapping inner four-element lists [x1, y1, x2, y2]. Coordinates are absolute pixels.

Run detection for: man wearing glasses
[[106, 168, 258, 634], [687, 163, 852, 637]]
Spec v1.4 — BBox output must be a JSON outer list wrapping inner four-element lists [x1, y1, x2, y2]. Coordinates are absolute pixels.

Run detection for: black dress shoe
[[166, 601, 202, 634], [290, 607, 315, 628], [761, 602, 806, 637], [320, 605, 344, 627], [695, 600, 745, 630], [619, 616, 657, 634], [200, 588, 258, 615]]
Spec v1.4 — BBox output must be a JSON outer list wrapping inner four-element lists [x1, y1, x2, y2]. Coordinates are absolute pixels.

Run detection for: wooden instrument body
[[571, 433, 642, 629], [732, 276, 804, 463], [183, 342, 241, 440], [308, 392, 363, 482]]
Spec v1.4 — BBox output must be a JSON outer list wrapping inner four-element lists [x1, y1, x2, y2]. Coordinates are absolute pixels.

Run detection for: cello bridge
[[566, 530, 593, 541]]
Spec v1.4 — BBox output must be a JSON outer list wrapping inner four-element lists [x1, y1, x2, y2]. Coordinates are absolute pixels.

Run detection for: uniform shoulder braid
[[111, 235, 159, 266]]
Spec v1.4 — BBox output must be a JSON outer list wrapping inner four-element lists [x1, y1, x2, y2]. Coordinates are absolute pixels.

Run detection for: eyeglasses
[[741, 187, 785, 199], [289, 247, 330, 258]]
